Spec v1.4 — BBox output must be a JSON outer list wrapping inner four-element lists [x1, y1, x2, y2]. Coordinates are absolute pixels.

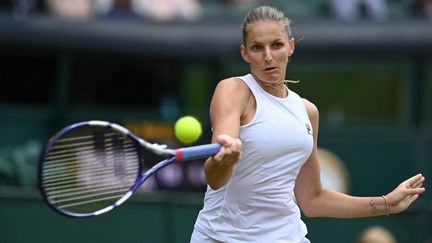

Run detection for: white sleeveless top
[[194, 74, 314, 243]]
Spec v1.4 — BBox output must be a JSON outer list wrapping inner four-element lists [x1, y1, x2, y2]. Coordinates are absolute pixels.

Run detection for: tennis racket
[[38, 120, 220, 218]]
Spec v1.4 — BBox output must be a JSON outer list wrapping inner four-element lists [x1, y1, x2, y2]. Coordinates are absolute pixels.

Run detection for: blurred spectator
[[45, 0, 95, 21], [229, 0, 261, 4], [104, 0, 139, 18], [357, 226, 397, 243], [0, 140, 42, 187], [412, 0, 432, 19], [217, 0, 261, 8], [330, 0, 388, 22], [97, 0, 201, 21], [0, 0, 46, 18], [133, 0, 202, 21]]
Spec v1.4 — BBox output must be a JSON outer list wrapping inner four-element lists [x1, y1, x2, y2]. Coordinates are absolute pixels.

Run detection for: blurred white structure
[[330, 0, 388, 22]]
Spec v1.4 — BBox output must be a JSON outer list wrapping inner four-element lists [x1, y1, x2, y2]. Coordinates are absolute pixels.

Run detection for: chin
[[253, 71, 280, 83], [264, 74, 281, 83]]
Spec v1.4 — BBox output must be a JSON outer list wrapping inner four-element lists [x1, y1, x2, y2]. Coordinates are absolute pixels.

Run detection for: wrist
[[382, 195, 390, 216], [204, 157, 234, 189]]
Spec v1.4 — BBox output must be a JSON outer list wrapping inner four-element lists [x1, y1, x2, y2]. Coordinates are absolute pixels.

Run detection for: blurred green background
[[0, 0, 431, 242]]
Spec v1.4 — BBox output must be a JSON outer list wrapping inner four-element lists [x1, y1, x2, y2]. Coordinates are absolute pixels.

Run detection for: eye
[[272, 42, 284, 49], [250, 45, 262, 51]]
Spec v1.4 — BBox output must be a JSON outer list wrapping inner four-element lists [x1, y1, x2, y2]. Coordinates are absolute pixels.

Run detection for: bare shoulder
[[210, 77, 251, 138], [302, 98, 319, 122], [215, 77, 249, 93], [213, 77, 251, 102]]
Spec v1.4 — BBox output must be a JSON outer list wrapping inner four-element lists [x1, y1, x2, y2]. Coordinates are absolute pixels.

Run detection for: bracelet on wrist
[[381, 195, 390, 216]]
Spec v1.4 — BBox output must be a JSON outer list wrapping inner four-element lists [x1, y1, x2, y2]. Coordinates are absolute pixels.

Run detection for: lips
[[263, 67, 277, 72]]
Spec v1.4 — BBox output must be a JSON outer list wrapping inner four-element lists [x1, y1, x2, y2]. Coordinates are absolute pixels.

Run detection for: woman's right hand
[[204, 134, 242, 190], [212, 134, 242, 166]]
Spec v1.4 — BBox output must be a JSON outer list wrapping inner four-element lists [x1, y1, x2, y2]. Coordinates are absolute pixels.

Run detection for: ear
[[288, 38, 295, 57], [240, 44, 250, 63]]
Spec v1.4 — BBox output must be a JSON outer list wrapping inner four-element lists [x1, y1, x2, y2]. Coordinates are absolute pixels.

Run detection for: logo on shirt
[[305, 123, 312, 135]]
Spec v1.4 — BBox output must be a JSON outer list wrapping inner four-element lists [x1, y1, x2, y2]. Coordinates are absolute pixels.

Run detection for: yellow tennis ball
[[175, 116, 202, 144]]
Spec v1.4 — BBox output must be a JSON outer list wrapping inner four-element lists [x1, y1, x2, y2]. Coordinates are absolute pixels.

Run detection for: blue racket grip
[[175, 143, 221, 161]]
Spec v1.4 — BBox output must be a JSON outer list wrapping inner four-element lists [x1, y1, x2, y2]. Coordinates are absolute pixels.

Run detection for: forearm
[[204, 156, 235, 190], [302, 188, 390, 218]]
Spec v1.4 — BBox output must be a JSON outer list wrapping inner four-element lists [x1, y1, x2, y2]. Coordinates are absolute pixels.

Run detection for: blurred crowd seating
[[0, 0, 431, 21]]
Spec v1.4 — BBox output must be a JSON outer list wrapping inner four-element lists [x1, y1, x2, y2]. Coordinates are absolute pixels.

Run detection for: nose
[[264, 47, 272, 63]]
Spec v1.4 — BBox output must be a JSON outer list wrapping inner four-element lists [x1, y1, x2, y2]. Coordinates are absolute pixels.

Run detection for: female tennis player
[[190, 5, 426, 243]]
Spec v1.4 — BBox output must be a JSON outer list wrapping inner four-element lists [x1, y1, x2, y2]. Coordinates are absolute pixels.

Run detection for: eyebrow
[[249, 38, 284, 45]]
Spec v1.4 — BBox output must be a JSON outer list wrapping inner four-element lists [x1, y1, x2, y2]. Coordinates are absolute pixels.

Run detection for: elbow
[[297, 197, 322, 218], [204, 161, 232, 190], [208, 183, 222, 191], [300, 207, 321, 218], [206, 178, 228, 190], [204, 169, 225, 190], [295, 186, 326, 218]]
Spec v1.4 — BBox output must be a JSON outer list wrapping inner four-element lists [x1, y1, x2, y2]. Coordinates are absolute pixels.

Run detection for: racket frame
[[38, 120, 220, 218]]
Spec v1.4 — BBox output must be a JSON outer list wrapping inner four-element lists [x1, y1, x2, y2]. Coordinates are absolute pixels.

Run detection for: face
[[240, 21, 295, 84]]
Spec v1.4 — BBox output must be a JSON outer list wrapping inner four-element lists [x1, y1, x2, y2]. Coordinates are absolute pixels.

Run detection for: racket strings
[[57, 195, 126, 210], [45, 179, 135, 197], [41, 129, 141, 213], [50, 188, 129, 205], [44, 134, 120, 155], [43, 164, 139, 187], [44, 132, 130, 158], [43, 153, 138, 180], [43, 145, 138, 185], [43, 145, 135, 165]]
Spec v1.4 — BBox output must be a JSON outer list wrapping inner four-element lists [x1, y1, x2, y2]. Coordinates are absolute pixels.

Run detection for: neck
[[262, 81, 289, 98], [252, 74, 288, 98]]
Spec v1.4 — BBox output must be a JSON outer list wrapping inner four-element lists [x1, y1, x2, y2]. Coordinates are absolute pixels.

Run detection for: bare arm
[[204, 78, 250, 190], [294, 99, 426, 218]]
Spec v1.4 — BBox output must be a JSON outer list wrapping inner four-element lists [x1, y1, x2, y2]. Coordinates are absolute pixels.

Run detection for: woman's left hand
[[385, 173, 426, 215]]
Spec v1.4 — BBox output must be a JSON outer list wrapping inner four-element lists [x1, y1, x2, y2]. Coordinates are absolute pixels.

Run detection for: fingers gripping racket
[[38, 120, 220, 218]]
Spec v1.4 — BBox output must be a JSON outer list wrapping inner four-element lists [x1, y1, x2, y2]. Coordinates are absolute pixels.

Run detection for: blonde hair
[[241, 5, 292, 44]]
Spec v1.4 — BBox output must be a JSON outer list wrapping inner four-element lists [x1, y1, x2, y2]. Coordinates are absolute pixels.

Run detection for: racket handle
[[175, 143, 221, 161]]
